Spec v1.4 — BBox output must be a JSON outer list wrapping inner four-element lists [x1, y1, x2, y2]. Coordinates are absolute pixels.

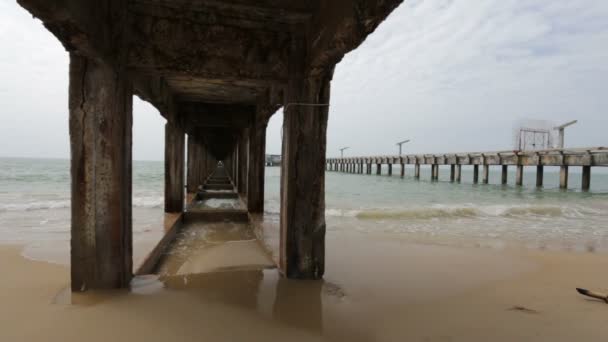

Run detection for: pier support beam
[[280, 41, 330, 279], [415, 164, 420, 179], [388, 164, 393, 176], [247, 120, 267, 213], [401, 163, 405, 178], [536, 165, 544, 188], [164, 121, 184, 213], [482, 165, 489, 184], [455, 165, 462, 183], [516, 165, 524, 186], [473, 165, 479, 184], [560, 166, 569, 189], [582, 166, 591, 191], [431, 164, 439, 181], [376, 164, 381, 175], [69, 54, 133, 291], [501, 165, 508, 185], [450, 165, 455, 182]]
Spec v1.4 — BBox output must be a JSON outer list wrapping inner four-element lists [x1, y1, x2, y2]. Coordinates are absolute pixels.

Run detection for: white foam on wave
[[0, 196, 164, 212], [350, 203, 600, 221]]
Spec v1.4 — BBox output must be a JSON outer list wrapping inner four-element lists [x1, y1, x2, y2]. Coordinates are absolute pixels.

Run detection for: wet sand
[[1, 231, 608, 341]]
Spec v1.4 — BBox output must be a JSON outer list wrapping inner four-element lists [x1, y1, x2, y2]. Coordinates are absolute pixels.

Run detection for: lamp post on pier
[[339, 147, 350, 158], [396, 139, 411, 155], [553, 120, 577, 148]]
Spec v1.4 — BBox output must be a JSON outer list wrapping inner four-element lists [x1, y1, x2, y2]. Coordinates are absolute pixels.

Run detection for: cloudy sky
[[1, 0, 607, 160]]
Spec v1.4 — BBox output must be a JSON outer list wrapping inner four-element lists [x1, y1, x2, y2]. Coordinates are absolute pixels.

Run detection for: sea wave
[[352, 204, 594, 220], [0, 196, 164, 212]]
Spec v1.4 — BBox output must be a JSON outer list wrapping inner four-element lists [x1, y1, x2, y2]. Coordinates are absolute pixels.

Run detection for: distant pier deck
[[326, 147, 608, 190]]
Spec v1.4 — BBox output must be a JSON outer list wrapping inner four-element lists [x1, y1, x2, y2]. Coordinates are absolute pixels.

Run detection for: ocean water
[[1, 158, 607, 253]]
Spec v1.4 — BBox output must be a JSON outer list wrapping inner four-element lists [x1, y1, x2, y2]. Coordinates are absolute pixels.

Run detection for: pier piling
[[536, 165, 544, 188], [482, 165, 490, 184], [501, 165, 508, 185], [516, 165, 524, 186], [582, 166, 591, 190], [473, 165, 479, 184], [560, 166, 569, 189]]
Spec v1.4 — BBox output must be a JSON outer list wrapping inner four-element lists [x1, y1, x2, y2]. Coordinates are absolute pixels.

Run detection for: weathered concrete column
[[450, 165, 455, 182], [536, 165, 544, 187], [376, 164, 381, 175], [482, 165, 490, 184], [455, 165, 462, 183], [401, 163, 405, 178], [238, 131, 249, 195], [186, 136, 197, 193], [560, 166, 569, 189], [388, 164, 393, 176], [248, 120, 267, 213], [516, 165, 524, 186], [197, 138, 208, 187], [473, 165, 479, 184], [431, 164, 438, 181], [279, 39, 331, 279], [164, 121, 184, 213], [69, 54, 133, 291], [582, 166, 591, 190], [187, 136, 207, 192], [415, 164, 420, 179], [501, 165, 508, 185]]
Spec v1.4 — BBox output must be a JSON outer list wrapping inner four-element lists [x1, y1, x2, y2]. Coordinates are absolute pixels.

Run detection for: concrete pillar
[[248, 121, 267, 213], [232, 146, 239, 184], [401, 163, 405, 178], [536, 165, 544, 188], [432, 164, 438, 181], [69, 54, 133, 291], [238, 131, 249, 195], [164, 122, 184, 213], [473, 165, 479, 184], [376, 164, 381, 175], [197, 140, 208, 186], [186, 136, 199, 193], [560, 165, 569, 189], [415, 164, 420, 179], [582, 166, 591, 191], [279, 39, 330, 279], [450, 165, 455, 182], [516, 165, 524, 186], [388, 164, 393, 176], [482, 165, 489, 184], [455, 165, 462, 183], [501, 165, 508, 185]]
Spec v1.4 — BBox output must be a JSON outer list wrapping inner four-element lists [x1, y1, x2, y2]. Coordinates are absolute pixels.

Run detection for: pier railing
[[326, 147, 608, 190]]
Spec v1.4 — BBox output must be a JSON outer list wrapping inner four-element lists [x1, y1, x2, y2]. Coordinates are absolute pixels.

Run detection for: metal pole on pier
[[553, 120, 577, 148], [396, 139, 411, 155], [340, 147, 350, 158]]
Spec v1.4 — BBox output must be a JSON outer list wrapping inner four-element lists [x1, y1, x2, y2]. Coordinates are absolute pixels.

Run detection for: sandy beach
[[1, 231, 607, 342]]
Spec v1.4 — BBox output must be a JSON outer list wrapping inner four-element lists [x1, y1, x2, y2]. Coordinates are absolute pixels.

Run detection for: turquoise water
[[1, 158, 607, 252]]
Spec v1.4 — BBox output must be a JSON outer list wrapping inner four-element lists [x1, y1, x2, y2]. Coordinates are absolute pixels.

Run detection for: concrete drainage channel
[[135, 166, 275, 279]]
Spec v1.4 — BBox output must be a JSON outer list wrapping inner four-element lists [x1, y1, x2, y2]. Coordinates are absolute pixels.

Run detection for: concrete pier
[[18, 0, 405, 290], [328, 147, 608, 190]]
